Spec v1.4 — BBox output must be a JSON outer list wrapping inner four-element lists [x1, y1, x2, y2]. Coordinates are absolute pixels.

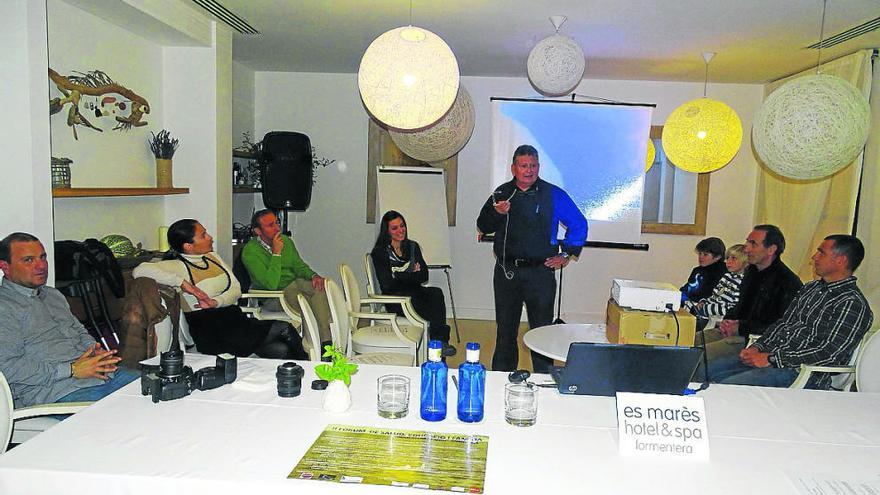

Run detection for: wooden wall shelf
[[233, 150, 257, 159], [52, 187, 190, 198], [233, 186, 261, 194]]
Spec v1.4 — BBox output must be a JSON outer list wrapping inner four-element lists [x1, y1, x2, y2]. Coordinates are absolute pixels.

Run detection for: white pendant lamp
[[752, 1, 870, 180], [527, 15, 586, 97], [389, 85, 476, 162], [662, 53, 743, 174], [358, 25, 460, 131]]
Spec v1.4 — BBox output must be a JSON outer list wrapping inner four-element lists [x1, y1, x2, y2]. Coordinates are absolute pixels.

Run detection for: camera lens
[[159, 350, 185, 378], [276, 362, 304, 398]]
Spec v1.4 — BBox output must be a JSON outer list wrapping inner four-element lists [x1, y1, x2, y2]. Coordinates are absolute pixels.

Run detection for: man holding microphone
[[477, 145, 588, 373]]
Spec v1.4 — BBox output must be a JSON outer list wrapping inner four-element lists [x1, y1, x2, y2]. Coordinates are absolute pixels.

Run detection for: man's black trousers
[[491, 263, 556, 373]]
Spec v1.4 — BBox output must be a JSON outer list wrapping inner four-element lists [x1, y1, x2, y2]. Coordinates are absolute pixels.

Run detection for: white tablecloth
[[1, 355, 877, 494]]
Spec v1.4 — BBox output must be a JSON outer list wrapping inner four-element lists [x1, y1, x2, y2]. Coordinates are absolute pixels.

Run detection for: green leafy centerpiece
[[315, 346, 358, 412]]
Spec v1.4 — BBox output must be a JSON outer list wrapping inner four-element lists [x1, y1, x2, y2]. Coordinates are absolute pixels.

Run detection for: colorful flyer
[[289, 424, 489, 493]]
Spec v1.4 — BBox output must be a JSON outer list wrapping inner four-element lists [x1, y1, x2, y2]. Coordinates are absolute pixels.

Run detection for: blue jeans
[[56, 367, 140, 403], [708, 355, 798, 388]]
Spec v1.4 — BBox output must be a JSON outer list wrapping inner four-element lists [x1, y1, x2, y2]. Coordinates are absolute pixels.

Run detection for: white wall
[[0, 1, 55, 279], [233, 61, 255, 146], [232, 61, 258, 227], [48, 0, 167, 248], [163, 23, 233, 262], [258, 72, 766, 323]]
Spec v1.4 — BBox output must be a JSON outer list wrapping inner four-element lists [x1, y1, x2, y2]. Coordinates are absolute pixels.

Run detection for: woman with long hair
[[133, 219, 306, 359], [370, 211, 455, 356]]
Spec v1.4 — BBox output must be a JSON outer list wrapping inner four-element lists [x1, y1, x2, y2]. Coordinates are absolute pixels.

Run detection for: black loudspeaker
[[260, 131, 313, 211]]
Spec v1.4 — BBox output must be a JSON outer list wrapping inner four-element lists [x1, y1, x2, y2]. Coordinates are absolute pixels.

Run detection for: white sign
[[616, 392, 710, 460]]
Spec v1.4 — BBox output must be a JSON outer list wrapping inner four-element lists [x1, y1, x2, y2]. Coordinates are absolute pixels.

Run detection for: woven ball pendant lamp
[[662, 98, 743, 173], [389, 85, 476, 162], [752, 74, 870, 180], [662, 53, 743, 173], [645, 138, 656, 172], [358, 26, 460, 130], [527, 15, 585, 97]]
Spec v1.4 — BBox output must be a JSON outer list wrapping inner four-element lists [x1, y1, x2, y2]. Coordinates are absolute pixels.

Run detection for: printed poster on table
[[290, 424, 489, 493]]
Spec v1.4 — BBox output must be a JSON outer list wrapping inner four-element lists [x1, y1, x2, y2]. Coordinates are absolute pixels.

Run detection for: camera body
[[141, 351, 237, 403]]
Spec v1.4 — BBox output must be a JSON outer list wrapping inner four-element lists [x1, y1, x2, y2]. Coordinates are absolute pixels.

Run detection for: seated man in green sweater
[[242, 209, 332, 346]]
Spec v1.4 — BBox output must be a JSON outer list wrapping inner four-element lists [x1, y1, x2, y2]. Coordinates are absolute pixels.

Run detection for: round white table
[[522, 323, 608, 362]]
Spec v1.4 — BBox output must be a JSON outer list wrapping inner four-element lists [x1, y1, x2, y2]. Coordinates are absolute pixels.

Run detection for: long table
[[1, 354, 878, 494]]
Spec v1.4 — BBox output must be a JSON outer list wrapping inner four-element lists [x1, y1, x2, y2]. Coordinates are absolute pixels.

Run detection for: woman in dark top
[[680, 237, 728, 303], [370, 211, 455, 357]]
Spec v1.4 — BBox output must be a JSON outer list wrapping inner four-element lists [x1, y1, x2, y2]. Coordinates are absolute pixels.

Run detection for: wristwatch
[[767, 355, 778, 368]]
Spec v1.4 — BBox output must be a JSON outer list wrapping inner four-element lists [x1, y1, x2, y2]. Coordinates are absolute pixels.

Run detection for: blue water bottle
[[457, 342, 486, 423], [420, 340, 447, 421]]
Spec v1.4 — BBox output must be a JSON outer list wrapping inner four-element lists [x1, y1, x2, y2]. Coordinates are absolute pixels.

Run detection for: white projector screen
[[491, 98, 654, 245]]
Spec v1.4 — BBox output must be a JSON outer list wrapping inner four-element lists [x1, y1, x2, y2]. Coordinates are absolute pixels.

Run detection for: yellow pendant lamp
[[645, 138, 656, 172], [662, 53, 742, 173]]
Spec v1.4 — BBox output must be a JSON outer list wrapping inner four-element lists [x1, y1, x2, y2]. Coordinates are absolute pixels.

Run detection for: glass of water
[[377, 374, 410, 419], [505, 382, 538, 426]]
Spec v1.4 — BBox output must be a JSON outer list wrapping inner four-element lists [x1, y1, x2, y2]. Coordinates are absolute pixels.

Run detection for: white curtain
[[857, 51, 879, 321]]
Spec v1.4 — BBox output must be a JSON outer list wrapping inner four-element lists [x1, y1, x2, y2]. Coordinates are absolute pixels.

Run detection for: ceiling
[[218, 0, 880, 84]]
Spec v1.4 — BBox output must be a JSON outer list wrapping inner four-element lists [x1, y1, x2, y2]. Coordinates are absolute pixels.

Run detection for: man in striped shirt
[[708, 235, 873, 389]]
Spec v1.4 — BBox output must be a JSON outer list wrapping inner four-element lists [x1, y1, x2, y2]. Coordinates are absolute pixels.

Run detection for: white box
[[611, 279, 681, 312]]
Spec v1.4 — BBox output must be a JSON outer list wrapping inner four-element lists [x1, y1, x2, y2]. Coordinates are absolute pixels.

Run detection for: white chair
[[338, 263, 428, 363], [788, 330, 875, 391], [856, 330, 880, 392], [1, 372, 91, 454], [240, 290, 303, 329], [363, 253, 427, 326], [295, 294, 325, 361], [325, 279, 417, 366]]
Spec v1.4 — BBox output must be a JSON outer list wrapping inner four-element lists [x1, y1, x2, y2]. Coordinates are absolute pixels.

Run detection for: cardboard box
[[605, 299, 695, 347]]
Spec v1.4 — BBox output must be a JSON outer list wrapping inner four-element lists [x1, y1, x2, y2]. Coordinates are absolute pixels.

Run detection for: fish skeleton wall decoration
[[49, 68, 151, 140]]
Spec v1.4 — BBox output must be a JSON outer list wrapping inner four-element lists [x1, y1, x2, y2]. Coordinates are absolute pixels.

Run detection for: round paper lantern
[[389, 85, 475, 162], [662, 98, 743, 173], [358, 26, 460, 130], [645, 139, 656, 172], [752, 74, 870, 180], [527, 34, 585, 96]]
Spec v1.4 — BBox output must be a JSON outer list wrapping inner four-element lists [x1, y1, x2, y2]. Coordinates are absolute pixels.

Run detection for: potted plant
[[148, 130, 180, 188], [315, 345, 358, 412]]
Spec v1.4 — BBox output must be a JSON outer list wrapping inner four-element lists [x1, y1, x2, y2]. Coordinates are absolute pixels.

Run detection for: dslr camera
[[141, 350, 237, 403]]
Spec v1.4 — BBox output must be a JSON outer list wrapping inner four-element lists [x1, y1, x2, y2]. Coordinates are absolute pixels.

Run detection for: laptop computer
[[549, 342, 703, 396]]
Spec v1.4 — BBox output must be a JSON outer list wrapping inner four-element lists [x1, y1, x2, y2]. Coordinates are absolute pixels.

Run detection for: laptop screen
[[554, 343, 703, 396]]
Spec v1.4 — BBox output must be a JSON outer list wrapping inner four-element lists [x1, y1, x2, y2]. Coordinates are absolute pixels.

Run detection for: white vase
[[322, 380, 352, 412]]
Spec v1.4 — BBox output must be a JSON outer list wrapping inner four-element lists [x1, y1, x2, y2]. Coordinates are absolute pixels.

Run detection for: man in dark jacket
[[706, 225, 803, 360], [477, 145, 588, 373]]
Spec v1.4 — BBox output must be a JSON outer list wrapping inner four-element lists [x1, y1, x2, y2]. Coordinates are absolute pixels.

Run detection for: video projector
[[611, 279, 681, 312]]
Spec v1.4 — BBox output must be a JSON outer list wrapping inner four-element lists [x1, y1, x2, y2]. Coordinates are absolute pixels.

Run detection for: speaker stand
[[277, 208, 291, 236]]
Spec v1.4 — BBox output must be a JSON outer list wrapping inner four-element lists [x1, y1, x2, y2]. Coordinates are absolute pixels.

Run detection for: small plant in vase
[[148, 130, 180, 188], [315, 345, 358, 412]]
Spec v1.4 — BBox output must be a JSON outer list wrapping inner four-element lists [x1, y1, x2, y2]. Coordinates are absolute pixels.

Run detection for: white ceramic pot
[[322, 380, 352, 413]]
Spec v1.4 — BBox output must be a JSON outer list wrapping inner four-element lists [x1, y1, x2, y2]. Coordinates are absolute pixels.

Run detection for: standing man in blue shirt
[[477, 145, 588, 372], [0, 232, 138, 408]]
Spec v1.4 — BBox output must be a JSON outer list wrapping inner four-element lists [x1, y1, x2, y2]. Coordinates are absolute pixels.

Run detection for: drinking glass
[[377, 374, 410, 418], [504, 382, 538, 426]]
